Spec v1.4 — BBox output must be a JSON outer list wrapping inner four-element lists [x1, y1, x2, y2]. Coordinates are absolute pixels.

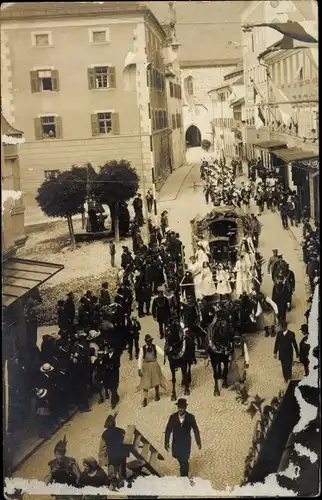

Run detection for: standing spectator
[[98, 344, 121, 409], [109, 241, 116, 268], [152, 287, 171, 339], [299, 324, 310, 376], [99, 282, 111, 308], [146, 190, 154, 213], [285, 264, 295, 310], [127, 313, 141, 361], [267, 249, 279, 276], [57, 300, 68, 332], [138, 281, 152, 318], [24, 297, 39, 355], [286, 194, 296, 226], [250, 214, 261, 249], [273, 320, 299, 383], [160, 211, 169, 237], [98, 414, 129, 481], [203, 184, 210, 204], [164, 398, 201, 477], [306, 255, 319, 292], [292, 191, 301, 225], [64, 292, 75, 329], [79, 457, 109, 487], [133, 193, 144, 227]]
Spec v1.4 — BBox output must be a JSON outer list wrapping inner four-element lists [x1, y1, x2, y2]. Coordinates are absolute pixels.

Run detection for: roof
[[1, 114, 23, 137], [180, 59, 240, 69], [2, 257, 64, 310], [254, 140, 287, 150], [0, 2, 166, 36], [223, 63, 243, 81], [209, 74, 244, 93], [272, 147, 318, 164]]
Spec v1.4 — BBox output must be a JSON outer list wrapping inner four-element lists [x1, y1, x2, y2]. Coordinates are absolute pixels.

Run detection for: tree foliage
[[36, 170, 87, 217], [93, 159, 139, 206]]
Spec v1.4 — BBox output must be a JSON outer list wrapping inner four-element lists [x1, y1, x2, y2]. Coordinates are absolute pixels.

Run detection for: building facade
[[241, 0, 319, 221], [209, 64, 246, 160], [0, 2, 184, 221]]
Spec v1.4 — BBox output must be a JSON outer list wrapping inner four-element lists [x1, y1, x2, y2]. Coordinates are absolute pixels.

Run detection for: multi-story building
[[0, 2, 184, 221], [241, 0, 319, 221], [1, 114, 64, 467], [208, 63, 246, 159]]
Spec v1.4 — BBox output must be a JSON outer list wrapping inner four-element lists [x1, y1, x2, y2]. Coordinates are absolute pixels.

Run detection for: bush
[[201, 139, 211, 151], [37, 270, 119, 326]]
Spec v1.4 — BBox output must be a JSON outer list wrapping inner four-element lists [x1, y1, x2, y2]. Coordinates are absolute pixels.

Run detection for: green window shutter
[[55, 116, 63, 138], [30, 71, 39, 93], [91, 114, 99, 136], [51, 70, 60, 91], [111, 113, 120, 134], [88, 68, 95, 90], [109, 67, 116, 88], [34, 118, 42, 139]]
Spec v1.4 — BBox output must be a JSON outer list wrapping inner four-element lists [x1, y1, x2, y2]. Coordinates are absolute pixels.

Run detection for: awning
[[254, 140, 287, 150], [2, 258, 64, 309], [271, 148, 318, 164]]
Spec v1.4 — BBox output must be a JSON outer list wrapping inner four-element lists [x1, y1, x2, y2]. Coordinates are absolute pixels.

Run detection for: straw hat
[[40, 363, 54, 373], [87, 330, 101, 341], [35, 388, 48, 399]]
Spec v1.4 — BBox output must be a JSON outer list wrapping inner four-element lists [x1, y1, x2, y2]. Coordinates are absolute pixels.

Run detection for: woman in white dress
[[195, 244, 209, 268], [188, 256, 203, 301], [216, 264, 232, 298], [200, 262, 217, 297], [235, 255, 249, 296]]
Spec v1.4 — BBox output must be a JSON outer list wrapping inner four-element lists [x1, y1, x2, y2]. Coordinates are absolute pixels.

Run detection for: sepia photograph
[[1, 1, 319, 498]]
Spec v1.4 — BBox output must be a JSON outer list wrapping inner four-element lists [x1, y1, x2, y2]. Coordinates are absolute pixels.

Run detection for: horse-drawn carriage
[[191, 205, 246, 266]]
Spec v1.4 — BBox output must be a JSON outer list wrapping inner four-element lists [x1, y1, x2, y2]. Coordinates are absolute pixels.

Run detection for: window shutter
[[111, 113, 120, 134], [91, 114, 99, 136], [55, 116, 63, 138], [34, 118, 42, 140], [152, 111, 155, 131], [51, 70, 60, 91], [88, 68, 95, 90], [30, 71, 39, 93], [170, 81, 173, 97], [109, 67, 116, 88]]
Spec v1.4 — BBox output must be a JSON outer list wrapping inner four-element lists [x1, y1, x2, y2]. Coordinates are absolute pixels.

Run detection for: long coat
[[165, 411, 201, 462], [274, 329, 299, 363]]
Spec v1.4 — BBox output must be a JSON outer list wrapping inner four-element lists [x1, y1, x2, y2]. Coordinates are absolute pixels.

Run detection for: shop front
[[253, 139, 287, 183], [292, 156, 319, 221]]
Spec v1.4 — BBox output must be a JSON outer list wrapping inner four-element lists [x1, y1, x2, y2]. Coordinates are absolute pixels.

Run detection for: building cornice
[[180, 59, 240, 69]]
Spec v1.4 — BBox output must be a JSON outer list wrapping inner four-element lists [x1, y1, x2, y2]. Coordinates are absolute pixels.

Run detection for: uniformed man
[[152, 286, 171, 339]]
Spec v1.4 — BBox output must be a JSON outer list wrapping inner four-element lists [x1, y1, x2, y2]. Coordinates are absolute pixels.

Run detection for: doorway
[[185, 125, 201, 147]]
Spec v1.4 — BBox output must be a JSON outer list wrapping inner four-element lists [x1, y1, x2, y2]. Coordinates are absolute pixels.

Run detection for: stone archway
[[185, 125, 201, 147]]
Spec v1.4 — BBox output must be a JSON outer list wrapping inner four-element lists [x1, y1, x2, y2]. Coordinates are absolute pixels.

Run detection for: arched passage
[[185, 125, 201, 147]]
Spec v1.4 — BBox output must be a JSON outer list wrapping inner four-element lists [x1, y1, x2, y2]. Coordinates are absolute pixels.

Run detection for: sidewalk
[[157, 162, 196, 203]]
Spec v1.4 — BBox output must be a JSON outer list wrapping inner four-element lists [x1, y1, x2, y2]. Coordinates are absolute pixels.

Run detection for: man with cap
[[98, 414, 129, 481], [137, 334, 167, 407], [273, 320, 300, 383], [152, 286, 171, 339], [46, 435, 81, 486], [121, 246, 134, 271], [164, 398, 201, 477], [267, 249, 278, 276], [299, 324, 310, 376]]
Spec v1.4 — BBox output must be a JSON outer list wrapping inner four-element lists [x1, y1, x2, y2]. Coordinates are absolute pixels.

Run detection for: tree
[[36, 170, 87, 249], [93, 160, 139, 242]]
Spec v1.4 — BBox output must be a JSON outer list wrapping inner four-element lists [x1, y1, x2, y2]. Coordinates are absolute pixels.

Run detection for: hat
[[122, 246, 128, 250], [35, 388, 47, 399], [176, 398, 188, 409], [145, 334, 153, 342], [157, 285, 165, 292], [75, 331, 87, 339], [83, 457, 99, 469], [300, 324, 308, 333], [40, 363, 54, 373], [104, 414, 116, 428], [54, 435, 67, 454], [87, 330, 101, 340]]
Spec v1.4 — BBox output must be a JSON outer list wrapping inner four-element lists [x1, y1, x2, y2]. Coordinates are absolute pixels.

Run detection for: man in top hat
[[137, 334, 167, 407], [164, 398, 201, 477], [98, 414, 129, 481], [46, 435, 81, 486], [273, 320, 300, 383], [152, 286, 171, 339], [299, 324, 310, 376]]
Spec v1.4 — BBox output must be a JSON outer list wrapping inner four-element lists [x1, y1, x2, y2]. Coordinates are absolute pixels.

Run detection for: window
[[30, 70, 59, 93], [34, 116, 63, 140], [89, 28, 110, 44], [44, 170, 59, 180], [32, 32, 52, 47], [91, 112, 119, 135], [176, 113, 181, 128], [172, 114, 176, 129], [186, 76, 194, 96], [170, 81, 174, 97], [88, 66, 116, 89], [163, 110, 168, 128]]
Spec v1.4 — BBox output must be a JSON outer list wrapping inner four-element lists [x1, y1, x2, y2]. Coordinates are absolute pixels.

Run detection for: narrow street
[[13, 157, 308, 491]]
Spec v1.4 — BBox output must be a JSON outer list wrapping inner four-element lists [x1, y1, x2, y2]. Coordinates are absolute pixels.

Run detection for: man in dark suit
[[273, 320, 300, 383], [164, 398, 201, 477]]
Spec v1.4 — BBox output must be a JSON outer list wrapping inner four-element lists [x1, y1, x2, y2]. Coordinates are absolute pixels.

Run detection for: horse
[[164, 319, 196, 401], [206, 314, 234, 396]]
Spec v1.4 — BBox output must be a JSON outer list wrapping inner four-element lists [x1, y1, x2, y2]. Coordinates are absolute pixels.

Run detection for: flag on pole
[[254, 86, 258, 104], [270, 79, 293, 126], [244, 21, 318, 43], [255, 106, 266, 130]]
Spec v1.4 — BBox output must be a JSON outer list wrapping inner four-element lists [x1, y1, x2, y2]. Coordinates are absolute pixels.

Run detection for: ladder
[[123, 425, 164, 477]]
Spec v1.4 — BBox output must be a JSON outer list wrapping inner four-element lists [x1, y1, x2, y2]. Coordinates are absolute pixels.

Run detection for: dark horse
[[164, 318, 196, 401], [206, 314, 234, 396]]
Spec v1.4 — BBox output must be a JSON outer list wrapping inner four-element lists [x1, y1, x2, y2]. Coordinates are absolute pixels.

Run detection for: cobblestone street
[[13, 157, 309, 491]]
